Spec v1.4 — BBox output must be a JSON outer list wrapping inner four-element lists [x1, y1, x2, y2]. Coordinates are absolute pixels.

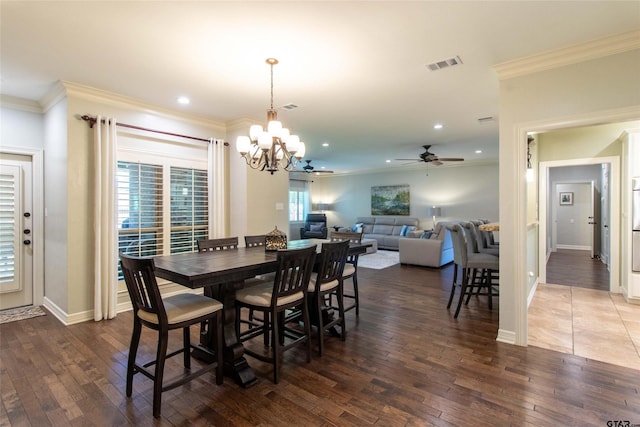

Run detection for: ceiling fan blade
[[431, 160, 444, 166], [394, 158, 422, 161], [437, 158, 465, 162]]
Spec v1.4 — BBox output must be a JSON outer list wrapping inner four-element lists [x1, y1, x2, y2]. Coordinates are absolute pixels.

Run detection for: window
[[116, 159, 208, 279], [170, 167, 208, 253], [289, 180, 310, 222], [117, 161, 163, 259]]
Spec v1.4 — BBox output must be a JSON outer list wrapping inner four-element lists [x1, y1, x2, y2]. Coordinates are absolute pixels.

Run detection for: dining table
[[153, 238, 370, 388], [478, 222, 499, 232]]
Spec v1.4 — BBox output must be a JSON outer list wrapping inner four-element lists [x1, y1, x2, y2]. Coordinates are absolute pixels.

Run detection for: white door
[[0, 155, 34, 310], [589, 182, 597, 259]]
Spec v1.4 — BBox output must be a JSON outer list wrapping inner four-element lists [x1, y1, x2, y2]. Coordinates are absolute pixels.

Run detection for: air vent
[[281, 103, 298, 110], [426, 55, 463, 71], [477, 116, 495, 124]]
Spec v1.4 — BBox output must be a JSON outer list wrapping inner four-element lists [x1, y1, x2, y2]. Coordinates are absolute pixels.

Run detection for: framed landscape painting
[[371, 184, 410, 215]]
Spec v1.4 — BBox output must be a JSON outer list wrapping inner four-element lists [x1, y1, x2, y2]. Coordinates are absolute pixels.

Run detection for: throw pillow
[[420, 231, 433, 239], [309, 222, 324, 232], [400, 225, 415, 236], [351, 222, 363, 232]]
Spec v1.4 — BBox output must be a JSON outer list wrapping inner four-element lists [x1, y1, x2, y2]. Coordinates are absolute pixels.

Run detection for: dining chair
[[244, 235, 266, 248], [307, 240, 349, 356], [467, 220, 500, 256], [445, 224, 499, 318], [329, 231, 364, 315], [119, 253, 223, 418], [234, 245, 317, 384], [197, 237, 239, 251]]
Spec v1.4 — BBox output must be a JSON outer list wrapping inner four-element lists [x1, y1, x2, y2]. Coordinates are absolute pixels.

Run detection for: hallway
[[528, 250, 640, 370]]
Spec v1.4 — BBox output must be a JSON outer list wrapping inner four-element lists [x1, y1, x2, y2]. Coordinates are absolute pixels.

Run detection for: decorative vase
[[265, 226, 287, 251]]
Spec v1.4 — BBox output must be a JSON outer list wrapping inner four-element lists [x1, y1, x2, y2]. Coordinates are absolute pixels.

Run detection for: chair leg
[[153, 330, 169, 418], [337, 284, 346, 341], [183, 326, 191, 369], [126, 320, 142, 397], [302, 300, 312, 363], [316, 293, 325, 357], [352, 272, 360, 316], [272, 311, 281, 384], [214, 312, 223, 385], [447, 264, 458, 309], [454, 269, 469, 318]]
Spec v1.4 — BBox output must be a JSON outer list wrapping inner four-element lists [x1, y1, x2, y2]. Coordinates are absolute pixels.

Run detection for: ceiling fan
[[295, 160, 334, 174], [395, 145, 464, 166]]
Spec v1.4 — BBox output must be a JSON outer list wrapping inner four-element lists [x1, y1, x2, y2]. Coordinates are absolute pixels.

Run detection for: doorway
[[538, 157, 620, 292], [0, 148, 43, 310]]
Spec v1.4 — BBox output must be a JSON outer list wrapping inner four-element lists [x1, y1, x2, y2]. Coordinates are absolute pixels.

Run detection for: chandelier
[[236, 58, 305, 174]]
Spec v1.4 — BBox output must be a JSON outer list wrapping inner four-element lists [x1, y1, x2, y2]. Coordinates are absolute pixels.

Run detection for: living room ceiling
[[2, 1, 639, 174]]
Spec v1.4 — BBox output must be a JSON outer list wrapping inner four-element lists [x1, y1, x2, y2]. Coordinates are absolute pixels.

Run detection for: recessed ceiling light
[[386, 160, 391, 163], [433, 124, 443, 130], [177, 96, 190, 105], [475, 150, 482, 154], [322, 143, 329, 147]]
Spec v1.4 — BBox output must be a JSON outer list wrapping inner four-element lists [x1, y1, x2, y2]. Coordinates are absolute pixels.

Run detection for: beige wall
[[498, 48, 640, 345], [46, 83, 231, 322]]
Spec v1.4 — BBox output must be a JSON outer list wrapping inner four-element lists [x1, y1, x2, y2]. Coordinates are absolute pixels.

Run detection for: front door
[[0, 154, 34, 310]]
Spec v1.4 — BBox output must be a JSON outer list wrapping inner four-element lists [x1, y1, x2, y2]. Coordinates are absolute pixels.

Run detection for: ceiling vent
[[281, 103, 298, 110], [426, 55, 463, 71], [477, 116, 495, 124]]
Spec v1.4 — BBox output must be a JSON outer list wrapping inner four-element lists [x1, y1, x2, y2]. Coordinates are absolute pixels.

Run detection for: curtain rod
[[79, 114, 228, 146]]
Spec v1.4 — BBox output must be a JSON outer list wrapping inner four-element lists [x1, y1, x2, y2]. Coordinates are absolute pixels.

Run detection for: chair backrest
[[244, 235, 266, 248], [316, 240, 349, 286], [446, 224, 468, 268], [470, 220, 489, 250], [197, 237, 239, 252], [330, 231, 363, 244], [119, 253, 167, 325], [303, 213, 327, 232], [462, 222, 480, 254], [271, 245, 317, 305]]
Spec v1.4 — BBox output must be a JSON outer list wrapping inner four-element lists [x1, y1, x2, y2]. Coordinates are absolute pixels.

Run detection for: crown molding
[[494, 30, 640, 80], [60, 81, 226, 130], [0, 94, 43, 113]]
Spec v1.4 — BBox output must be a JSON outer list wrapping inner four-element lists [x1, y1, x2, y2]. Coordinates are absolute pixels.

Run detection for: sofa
[[398, 221, 455, 268], [342, 216, 422, 250]]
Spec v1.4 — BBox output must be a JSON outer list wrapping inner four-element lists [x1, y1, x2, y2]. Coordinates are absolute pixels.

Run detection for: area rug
[[358, 250, 400, 270], [0, 305, 46, 325]]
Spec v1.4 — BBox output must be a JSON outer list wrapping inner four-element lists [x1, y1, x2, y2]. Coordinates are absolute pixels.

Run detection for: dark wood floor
[[2, 263, 639, 426], [546, 249, 610, 290]]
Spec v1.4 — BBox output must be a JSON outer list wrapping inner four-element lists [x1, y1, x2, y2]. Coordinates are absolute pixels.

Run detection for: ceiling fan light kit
[[236, 58, 306, 174]]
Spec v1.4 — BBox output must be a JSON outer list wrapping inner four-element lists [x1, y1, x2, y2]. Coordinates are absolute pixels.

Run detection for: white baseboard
[[496, 329, 517, 345], [42, 287, 204, 326], [556, 244, 591, 251]]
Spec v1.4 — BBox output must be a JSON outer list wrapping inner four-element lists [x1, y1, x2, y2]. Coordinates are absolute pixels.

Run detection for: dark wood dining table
[[153, 238, 370, 387]]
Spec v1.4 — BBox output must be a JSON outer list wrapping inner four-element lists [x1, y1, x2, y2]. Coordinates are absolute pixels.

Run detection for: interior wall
[[43, 83, 229, 321], [498, 47, 640, 345], [309, 162, 499, 230]]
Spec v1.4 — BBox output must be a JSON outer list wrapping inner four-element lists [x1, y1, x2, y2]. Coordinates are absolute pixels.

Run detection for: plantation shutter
[[170, 166, 208, 253]]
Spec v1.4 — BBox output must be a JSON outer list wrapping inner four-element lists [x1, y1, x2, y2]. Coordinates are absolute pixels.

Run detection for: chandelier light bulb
[[236, 136, 251, 154], [249, 125, 263, 141], [296, 142, 306, 159], [258, 132, 272, 150], [267, 120, 283, 137]]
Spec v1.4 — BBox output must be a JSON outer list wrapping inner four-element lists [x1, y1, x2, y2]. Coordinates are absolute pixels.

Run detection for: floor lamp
[[427, 206, 441, 229]]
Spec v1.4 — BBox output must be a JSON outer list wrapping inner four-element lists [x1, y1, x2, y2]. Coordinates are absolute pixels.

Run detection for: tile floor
[[528, 283, 640, 370]]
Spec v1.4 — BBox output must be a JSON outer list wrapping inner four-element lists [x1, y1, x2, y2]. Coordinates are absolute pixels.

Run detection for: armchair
[[300, 213, 328, 239]]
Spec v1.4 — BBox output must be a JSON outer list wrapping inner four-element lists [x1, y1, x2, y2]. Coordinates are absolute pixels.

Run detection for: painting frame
[[371, 184, 410, 216], [559, 191, 573, 206]]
